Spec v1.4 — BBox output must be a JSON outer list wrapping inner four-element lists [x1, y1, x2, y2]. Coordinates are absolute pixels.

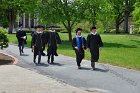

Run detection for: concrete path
[[1, 44, 140, 93], [0, 65, 92, 93]]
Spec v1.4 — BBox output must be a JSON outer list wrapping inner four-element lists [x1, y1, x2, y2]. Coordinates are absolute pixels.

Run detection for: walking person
[[72, 28, 86, 69], [32, 25, 46, 64], [46, 27, 61, 64], [16, 24, 27, 55], [40, 27, 46, 56], [31, 27, 46, 56], [87, 26, 103, 70]]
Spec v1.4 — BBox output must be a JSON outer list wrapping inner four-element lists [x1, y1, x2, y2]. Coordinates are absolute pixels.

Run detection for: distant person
[[46, 27, 61, 64], [32, 25, 46, 64], [16, 24, 27, 55], [72, 28, 86, 69], [87, 27, 103, 70]]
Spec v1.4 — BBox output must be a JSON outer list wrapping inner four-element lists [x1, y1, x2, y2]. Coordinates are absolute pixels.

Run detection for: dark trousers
[[48, 54, 54, 63], [19, 42, 25, 55], [91, 62, 95, 69], [75, 49, 84, 67], [34, 50, 42, 63]]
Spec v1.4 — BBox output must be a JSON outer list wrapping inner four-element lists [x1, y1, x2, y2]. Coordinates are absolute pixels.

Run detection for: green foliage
[[73, 21, 90, 33], [133, 1, 140, 25], [25, 30, 32, 33], [0, 15, 8, 28], [0, 27, 9, 49], [133, 28, 140, 34]]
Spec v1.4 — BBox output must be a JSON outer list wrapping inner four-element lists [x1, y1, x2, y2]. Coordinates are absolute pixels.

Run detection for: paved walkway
[[0, 44, 140, 93], [0, 65, 91, 93]]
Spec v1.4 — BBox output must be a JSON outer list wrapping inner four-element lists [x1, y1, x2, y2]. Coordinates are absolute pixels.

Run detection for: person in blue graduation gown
[[72, 28, 86, 69]]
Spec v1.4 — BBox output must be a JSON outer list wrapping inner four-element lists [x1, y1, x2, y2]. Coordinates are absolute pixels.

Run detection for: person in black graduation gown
[[87, 26, 103, 70], [31, 28, 46, 56], [32, 25, 46, 64], [16, 24, 27, 55], [72, 28, 86, 69], [46, 28, 61, 64]]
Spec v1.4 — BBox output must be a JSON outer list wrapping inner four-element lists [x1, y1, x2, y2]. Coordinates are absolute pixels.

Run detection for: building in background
[[14, 13, 38, 32]]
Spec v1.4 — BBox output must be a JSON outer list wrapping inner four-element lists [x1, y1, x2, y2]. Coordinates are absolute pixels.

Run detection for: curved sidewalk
[[0, 44, 140, 93], [0, 65, 95, 93]]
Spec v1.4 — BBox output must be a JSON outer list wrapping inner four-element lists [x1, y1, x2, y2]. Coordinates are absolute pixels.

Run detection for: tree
[[124, 0, 136, 33], [80, 0, 104, 27], [37, 0, 86, 42], [132, 0, 140, 25], [106, 0, 125, 33], [97, 0, 114, 32], [0, 15, 8, 28], [0, 0, 38, 34], [0, 27, 8, 49]]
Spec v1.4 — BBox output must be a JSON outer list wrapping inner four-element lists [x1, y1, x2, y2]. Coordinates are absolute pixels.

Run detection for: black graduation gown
[[30, 31, 35, 48], [72, 36, 86, 66], [87, 33, 103, 62], [32, 32, 46, 55], [46, 32, 61, 56], [16, 30, 27, 46]]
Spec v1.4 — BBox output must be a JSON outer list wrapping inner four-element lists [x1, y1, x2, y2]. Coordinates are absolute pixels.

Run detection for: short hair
[[76, 28, 82, 33], [19, 23, 23, 27], [90, 26, 96, 30]]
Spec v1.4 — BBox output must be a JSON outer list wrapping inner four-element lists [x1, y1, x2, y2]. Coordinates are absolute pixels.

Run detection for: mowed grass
[[7, 33, 140, 70]]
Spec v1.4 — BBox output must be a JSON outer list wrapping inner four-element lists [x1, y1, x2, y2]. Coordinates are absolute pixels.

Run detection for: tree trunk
[[116, 24, 120, 34], [68, 29, 72, 42], [8, 21, 14, 34], [62, 21, 72, 42], [124, 0, 129, 34], [67, 21, 72, 42], [7, 10, 16, 34], [124, 12, 129, 33]]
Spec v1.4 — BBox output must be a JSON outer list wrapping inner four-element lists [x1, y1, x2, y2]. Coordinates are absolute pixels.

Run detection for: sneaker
[[33, 59, 36, 63], [47, 60, 50, 64], [78, 66, 81, 69]]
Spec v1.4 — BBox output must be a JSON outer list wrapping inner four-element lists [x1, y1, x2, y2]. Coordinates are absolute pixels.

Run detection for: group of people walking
[[16, 24, 103, 70], [72, 27, 103, 70], [16, 24, 61, 65]]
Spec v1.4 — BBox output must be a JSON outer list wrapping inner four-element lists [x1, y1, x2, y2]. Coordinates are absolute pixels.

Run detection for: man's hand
[[32, 46, 34, 52], [87, 48, 89, 51], [75, 47, 79, 50]]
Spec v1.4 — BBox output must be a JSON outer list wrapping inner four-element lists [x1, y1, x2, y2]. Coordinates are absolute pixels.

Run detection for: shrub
[[133, 28, 140, 34], [25, 30, 32, 33], [0, 27, 9, 49]]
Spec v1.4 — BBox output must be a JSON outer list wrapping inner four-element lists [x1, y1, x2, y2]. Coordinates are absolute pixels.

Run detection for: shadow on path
[[49, 62, 64, 66], [35, 63, 49, 67], [94, 68, 109, 72], [20, 54, 29, 56]]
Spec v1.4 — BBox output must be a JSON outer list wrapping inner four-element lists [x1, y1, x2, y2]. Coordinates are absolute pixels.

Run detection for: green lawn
[[7, 33, 140, 70]]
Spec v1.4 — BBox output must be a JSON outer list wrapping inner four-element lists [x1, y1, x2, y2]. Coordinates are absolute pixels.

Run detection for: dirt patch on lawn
[[0, 53, 15, 65]]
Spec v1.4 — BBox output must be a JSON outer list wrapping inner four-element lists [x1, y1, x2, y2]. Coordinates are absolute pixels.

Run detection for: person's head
[[19, 23, 23, 27], [90, 26, 96, 33], [19, 23, 23, 31], [40, 25, 45, 32], [76, 28, 82, 36], [35, 25, 44, 32]]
